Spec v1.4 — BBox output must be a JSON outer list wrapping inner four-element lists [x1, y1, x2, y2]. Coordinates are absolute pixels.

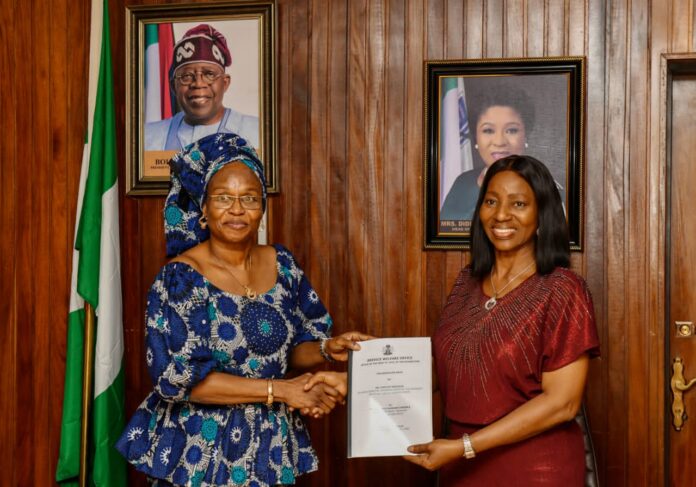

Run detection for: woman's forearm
[[188, 372, 272, 405], [289, 341, 324, 370], [469, 355, 588, 454]]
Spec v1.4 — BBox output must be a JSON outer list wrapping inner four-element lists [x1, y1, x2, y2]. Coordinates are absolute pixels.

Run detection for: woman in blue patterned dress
[[116, 133, 370, 486]]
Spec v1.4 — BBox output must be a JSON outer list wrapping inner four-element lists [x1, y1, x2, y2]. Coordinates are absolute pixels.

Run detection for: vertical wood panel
[[505, 0, 526, 57], [16, 0, 36, 484], [626, 1, 651, 483], [0, 0, 17, 483], [527, 0, 545, 56], [546, 0, 566, 55], [584, 0, 608, 483], [604, 0, 629, 484]]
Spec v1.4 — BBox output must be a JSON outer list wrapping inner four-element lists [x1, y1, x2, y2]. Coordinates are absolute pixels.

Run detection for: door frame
[[655, 52, 696, 486]]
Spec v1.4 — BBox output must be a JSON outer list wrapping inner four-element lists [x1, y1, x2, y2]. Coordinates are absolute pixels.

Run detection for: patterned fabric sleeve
[[275, 245, 333, 346], [145, 263, 218, 402], [541, 269, 601, 372]]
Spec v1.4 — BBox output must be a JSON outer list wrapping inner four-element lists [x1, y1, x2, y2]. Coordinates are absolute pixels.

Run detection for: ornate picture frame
[[424, 57, 585, 250], [125, 1, 277, 196]]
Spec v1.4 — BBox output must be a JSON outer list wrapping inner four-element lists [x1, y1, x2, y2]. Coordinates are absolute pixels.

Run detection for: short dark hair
[[470, 155, 569, 277], [468, 87, 536, 135]]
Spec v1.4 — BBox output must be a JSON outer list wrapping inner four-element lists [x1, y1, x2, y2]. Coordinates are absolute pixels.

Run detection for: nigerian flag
[[440, 77, 473, 207], [56, 0, 126, 485]]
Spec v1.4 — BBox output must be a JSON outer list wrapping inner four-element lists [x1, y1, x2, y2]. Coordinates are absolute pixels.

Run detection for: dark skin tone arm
[[404, 354, 589, 471], [188, 371, 340, 416]]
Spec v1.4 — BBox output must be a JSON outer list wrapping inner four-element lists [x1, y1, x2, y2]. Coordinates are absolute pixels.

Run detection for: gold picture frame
[[125, 1, 277, 196]]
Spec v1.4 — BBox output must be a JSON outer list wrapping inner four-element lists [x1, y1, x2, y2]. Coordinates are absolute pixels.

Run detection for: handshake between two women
[[283, 331, 375, 419]]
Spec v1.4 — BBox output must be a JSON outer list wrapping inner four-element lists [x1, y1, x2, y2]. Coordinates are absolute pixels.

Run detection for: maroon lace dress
[[433, 267, 600, 486]]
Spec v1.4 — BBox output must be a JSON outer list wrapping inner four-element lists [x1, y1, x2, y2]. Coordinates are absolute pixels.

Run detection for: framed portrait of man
[[126, 1, 277, 195], [423, 57, 585, 250]]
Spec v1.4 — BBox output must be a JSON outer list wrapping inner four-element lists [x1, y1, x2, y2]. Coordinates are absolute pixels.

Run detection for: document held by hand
[[347, 337, 433, 458]]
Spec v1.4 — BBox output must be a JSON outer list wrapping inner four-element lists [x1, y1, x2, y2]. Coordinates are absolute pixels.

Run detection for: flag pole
[[79, 302, 96, 487]]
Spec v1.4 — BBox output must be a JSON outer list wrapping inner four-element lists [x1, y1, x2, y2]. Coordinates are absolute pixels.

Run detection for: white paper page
[[348, 337, 433, 458]]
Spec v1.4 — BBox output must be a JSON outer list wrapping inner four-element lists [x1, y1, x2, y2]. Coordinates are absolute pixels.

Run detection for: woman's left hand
[[325, 331, 375, 362], [403, 439, 464, 471]]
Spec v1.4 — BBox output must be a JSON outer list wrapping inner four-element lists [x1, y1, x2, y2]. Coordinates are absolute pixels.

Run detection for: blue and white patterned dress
[[116, 244, 332, 486]]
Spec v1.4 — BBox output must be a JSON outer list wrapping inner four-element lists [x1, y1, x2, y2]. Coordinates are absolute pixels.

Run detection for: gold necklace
[[211, 250, 257, 300], [484, 261, 535, 311]]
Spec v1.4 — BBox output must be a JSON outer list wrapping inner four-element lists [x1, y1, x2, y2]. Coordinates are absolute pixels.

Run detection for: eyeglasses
[[208, 194, 262, 210], [173, 69, 224, 86]]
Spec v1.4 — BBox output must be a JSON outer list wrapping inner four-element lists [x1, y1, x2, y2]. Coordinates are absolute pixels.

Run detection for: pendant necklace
[[484, 261, 536, 311], [212, 251, 257, 300]]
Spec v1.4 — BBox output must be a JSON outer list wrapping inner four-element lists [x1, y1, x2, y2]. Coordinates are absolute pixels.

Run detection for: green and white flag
[[56, 0, 126, 485], [440, 77, 473, 207]]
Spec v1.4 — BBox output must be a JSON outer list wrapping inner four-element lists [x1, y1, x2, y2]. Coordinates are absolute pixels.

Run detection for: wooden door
[[667, 71, 696, 487]]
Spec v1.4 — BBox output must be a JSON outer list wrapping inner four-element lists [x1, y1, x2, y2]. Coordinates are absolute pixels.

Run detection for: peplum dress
[[433, 267, 600, 486], [116, 244, 332, 486]]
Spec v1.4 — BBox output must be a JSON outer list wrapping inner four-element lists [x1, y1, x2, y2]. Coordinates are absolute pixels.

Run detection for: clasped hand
[[282, 371, 348, 419]]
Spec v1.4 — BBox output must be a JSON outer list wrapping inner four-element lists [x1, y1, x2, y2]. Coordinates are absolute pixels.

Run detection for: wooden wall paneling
[[567, 0, 586, 55], [604, 0, 629, 484], [445, 0, 465, 58], [646, 3, 670, 485], [423, 0, 448, 349], [505, 0, 525, 57], [404, 0, 425, 339], [15, 0, 37, 484], [465, 0, 484, 58], [287, 0, 311, 269], [485, 0, 505, 57], [325, 0, 349, 334], [526, 0, 545, 57], [0, 0, 17, 482], [670, 0, 691, 52], [33, 0, 52, 480], [625, 1, 651, 484], [345, 0, 368, 394], [323, 1, 350, 484], [583, 0, 608, 483], [383, 0, 407, 338], [270, 0, 292, 244], [546, 0, 566, 56], [364, 0, 386, 339], [48, 0, 73, 480], [302, 0, 334, 484]]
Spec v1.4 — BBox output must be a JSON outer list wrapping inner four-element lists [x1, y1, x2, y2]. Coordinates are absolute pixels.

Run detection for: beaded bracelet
[[319, 338, 335, 362]]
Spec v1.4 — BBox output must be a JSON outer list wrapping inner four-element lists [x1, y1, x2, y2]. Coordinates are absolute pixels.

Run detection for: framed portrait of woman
[[125, 1, 277, 196], [423, 57, 585, 250]]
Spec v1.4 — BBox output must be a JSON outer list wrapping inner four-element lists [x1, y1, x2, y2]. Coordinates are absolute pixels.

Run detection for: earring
[[536, 227, 541, 237], [199, 215, 208, 229], [525, 142, 529, 149], [474, 143, 479, 150]]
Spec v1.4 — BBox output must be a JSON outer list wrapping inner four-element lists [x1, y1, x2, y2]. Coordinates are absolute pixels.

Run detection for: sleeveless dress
[[433, 267, 600, 486], [116, 244, 332, 486]]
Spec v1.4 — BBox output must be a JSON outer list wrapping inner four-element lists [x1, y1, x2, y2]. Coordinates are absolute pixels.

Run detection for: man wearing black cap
[[145, 24, 259, 152]]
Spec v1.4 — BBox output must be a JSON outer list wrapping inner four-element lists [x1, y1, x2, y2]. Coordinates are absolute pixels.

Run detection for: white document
[[347, 337, 433, 458]]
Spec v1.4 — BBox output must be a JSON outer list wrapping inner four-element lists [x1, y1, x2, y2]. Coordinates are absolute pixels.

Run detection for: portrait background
[[439, 74, 569, 209], [465, 74, 568, 190], [145, 19, 260, 121]]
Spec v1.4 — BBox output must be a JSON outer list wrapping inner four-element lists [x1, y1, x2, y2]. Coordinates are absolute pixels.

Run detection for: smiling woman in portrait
[[440, 89, 535, 221]]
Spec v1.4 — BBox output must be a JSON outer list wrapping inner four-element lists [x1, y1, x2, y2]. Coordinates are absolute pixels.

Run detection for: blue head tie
[[163, 133, 267, 257]]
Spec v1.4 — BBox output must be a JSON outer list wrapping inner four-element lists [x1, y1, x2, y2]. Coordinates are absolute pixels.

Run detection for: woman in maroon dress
[[406, 155, 599, 485]]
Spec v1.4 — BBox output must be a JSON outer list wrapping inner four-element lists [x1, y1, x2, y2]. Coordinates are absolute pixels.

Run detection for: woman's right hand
[[276, 373, 340, 418]]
